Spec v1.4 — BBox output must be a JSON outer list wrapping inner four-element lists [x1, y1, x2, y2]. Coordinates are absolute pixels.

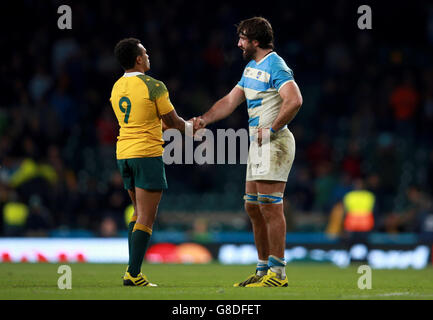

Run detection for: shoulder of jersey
[[136, 75, 167, 100], [135, 74, 164, 86], [270, 53, 291, 72], [269, 52, 284, 65]]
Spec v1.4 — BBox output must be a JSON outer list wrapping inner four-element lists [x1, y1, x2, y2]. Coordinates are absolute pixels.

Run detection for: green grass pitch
[[1, 262, 433, 300]]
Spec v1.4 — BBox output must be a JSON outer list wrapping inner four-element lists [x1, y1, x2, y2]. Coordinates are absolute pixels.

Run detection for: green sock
[[127, 223, 152, 277], [127, 220, 136, 266]]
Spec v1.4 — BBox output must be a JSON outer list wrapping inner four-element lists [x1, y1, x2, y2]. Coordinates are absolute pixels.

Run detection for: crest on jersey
[[244, 67, 270, 83]]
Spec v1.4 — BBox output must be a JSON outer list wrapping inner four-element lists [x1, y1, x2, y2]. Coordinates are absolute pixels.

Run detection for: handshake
[[184, 116, 207, 138], [184, 116, 272, 146], [189, 116, 206, 131]]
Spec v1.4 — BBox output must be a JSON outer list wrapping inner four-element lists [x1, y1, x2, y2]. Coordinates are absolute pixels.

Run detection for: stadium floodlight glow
[[329, 250, 351, 268], [350, 244, 368, 260], [367, 246, 430, 269], [289, 246, 308, 260], [0, 239, 430, 269], [0, 238, 128, 263], [217, 244, 431, 269]]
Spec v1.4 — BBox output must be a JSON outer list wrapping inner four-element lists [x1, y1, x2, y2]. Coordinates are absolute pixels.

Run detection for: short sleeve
[[270, 57, 294, 92], [237, 74, 245, 91], [155, 90, 175, 116], [148, 81, 174, 116]]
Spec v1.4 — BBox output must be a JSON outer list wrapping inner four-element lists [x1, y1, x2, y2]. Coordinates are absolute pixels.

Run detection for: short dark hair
[[236, 17, 274, 49], [114, 38, 142, 70]]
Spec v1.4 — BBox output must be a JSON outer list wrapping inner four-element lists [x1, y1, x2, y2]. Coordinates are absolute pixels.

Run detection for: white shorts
[[246, 127, 295, 182]]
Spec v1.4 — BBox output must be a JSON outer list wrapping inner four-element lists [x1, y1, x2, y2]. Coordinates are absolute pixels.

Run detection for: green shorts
[[117, 157, 168, 191]]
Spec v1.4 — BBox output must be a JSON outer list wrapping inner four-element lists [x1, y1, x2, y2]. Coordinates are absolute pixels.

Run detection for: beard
[[242, 46, 256, 61]]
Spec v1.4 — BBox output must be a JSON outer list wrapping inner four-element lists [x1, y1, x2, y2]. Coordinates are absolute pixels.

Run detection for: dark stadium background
[[0, 0, 432, 266]]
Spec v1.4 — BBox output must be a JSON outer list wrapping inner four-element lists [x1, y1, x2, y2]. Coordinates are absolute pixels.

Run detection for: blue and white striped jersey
[[236, 52, 294, 130]]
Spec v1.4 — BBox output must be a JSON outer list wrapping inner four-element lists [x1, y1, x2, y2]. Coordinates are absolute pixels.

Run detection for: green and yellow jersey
[[110, 72, 174, 159]]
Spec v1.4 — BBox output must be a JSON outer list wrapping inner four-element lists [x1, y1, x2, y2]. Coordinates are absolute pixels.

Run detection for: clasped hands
[[187, 116, 271, 146], [183, 116, 206, 139]]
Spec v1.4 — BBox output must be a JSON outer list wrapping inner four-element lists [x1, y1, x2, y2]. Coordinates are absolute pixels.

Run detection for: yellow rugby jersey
[[110, 72, 174, 159]]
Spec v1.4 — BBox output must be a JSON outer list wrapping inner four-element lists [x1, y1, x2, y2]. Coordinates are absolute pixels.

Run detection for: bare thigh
[[245, 180, 258, 194], [255, 180, 286, 194]]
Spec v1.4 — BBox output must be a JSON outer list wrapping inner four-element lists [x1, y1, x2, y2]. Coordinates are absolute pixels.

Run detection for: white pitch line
[[376, 292, 411, 297], [341, 292, 432, 299]]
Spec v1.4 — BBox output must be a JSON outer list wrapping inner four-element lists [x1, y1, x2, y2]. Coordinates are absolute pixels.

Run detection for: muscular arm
[[270, 81, 303, 131], [162, 120, 169, 131], [161, 109, 192, 134], [200, 86, 245, 126]]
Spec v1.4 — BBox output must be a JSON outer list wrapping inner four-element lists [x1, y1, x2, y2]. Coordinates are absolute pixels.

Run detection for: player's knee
[[244, 193, 258, 204], [257, 192, 284, 219], [246, 204, 262, 220], [245, 200, 260, 213], [244, 193, 261, 220]]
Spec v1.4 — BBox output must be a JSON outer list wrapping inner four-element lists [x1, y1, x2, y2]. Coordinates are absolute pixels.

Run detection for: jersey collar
[[123, 71, 145, 77], [255, 51, 276, 65]]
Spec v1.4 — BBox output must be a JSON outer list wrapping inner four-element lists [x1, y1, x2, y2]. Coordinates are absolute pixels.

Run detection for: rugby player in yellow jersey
[[110, 38, 193, 286]]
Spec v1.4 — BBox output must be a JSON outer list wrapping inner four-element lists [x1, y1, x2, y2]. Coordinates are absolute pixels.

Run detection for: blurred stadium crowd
[[1, 0, 433, 237]]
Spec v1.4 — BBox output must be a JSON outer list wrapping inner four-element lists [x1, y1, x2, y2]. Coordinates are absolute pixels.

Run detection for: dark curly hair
[[236, 17, 274, 50], [114, 38, 142, 70]]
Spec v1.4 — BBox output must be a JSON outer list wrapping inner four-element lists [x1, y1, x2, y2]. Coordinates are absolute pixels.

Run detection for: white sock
[[269, 255, 286, 279], [270, 266, 286, 279], [256, 259, 268, 276]]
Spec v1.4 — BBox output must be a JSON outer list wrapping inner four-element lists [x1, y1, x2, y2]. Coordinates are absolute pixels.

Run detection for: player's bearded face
[[243, 42, 256, 61], [241, 41, 256, 61], [238, 34, 256, 61]]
